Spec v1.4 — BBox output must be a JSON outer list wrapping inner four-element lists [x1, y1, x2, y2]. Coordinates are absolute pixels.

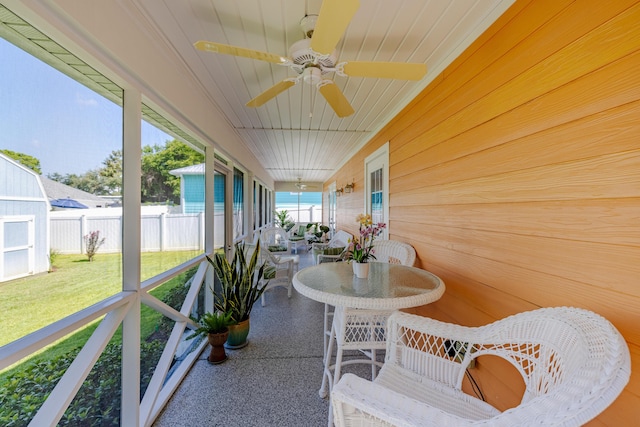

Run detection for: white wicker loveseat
[[332, 307, 630, 427]]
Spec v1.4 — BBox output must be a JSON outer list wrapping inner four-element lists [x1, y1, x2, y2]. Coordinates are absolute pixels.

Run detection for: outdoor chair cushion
[[313, 246, 345, 258], [268, 245, 288, 252], [263, 264, 277, 280]]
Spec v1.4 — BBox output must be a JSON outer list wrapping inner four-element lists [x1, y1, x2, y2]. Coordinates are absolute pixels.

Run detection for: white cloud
[[76, 93, 98, 106]]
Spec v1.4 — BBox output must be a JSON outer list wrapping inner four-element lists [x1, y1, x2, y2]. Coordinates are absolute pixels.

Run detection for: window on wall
[[328, 182, 337, 235], [258, 183, 264, 228], [370, 169, 384, 224], [365, 142, 389, 238], [233, 168, 244, 241]]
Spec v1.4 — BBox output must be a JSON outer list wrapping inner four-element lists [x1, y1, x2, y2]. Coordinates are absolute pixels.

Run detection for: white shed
[[0, 153, 50, 282]]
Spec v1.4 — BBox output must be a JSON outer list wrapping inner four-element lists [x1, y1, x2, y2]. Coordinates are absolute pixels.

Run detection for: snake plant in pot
[[206, 240, 268, 349]]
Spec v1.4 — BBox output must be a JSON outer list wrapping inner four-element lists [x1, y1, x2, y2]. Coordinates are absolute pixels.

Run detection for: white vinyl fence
[[276, 206, 322, 223], [50, 211, 220, 254]]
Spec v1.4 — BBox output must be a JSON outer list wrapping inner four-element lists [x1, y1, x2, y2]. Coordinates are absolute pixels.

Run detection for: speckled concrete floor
[[153, 251, 360, 427]]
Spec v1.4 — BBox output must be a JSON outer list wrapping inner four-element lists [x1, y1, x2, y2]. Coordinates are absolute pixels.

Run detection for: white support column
[[224, 164, 233, 253], [121, 88, 142, 426], [204, 146, 216, 312]]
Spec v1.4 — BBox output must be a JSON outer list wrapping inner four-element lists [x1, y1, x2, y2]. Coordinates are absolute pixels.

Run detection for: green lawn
[[0, 250, 200, 348]]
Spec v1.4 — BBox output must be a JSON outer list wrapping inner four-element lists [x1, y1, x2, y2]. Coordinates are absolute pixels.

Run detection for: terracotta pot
[[207, 330, 229, 364], [352, 262, 370, 279], [225, 318, 250, 349]]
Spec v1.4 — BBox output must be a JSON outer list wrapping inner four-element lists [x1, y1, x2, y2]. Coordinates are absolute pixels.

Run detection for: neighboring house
[[0, 153, 50, 282], [39, 176, 110, 209], [170, 164, 224, 214]]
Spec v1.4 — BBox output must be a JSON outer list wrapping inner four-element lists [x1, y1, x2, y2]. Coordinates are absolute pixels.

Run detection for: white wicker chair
[[322, 240, 417, 398], [371, 239, 416, 266], [332, 307, 631, 427], [244, 240, 294, 307], [287, 223, 309, 253], [313, 230, 352, 264], [312, 230, 353, 359], [260, 226, 290, 254]]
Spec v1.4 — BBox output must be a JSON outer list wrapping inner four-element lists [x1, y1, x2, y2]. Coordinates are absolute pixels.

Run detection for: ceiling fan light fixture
[[300, 15, 318, 39], [303, 67, 322, 86]]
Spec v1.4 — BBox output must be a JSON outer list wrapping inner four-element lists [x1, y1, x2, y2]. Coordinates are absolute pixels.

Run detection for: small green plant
[[84, 230, 106, 262], [48, 248, 61, 272], [274, 209, 294, 230], [187, 311, 233, 339], [306, 223, 330, 243]]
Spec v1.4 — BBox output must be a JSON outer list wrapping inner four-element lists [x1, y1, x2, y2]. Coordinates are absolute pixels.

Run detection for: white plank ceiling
[[133, 0, 514, 185]]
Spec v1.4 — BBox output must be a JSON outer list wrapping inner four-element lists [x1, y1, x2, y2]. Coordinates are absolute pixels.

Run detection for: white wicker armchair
[[244, 240, 294, 307], [260, 226, 290, 254], [331, 307, 631, 427], [371, 240, 416, 265], [313, 230, 352, 264]]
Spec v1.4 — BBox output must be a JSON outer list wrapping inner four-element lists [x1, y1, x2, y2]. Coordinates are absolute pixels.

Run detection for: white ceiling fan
[[294, 178, 318, 190], [194, 0, 427, 118]]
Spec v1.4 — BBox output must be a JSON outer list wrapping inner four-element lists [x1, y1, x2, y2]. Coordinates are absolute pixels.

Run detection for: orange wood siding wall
[[325, 0, 640, 423]]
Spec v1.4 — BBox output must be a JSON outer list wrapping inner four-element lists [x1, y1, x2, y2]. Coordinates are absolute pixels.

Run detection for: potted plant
[[186, 310, 234, 364], [306, 223, 330, 243], [345, 214, 386, 278], [274, 209, 295, 230], [206, 241, 268, 348]]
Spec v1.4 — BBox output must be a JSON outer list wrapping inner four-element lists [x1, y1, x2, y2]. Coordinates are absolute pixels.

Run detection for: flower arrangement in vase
[[346, 214, 386, 278]]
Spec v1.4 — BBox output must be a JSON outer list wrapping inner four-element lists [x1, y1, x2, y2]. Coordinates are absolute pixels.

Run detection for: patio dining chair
[[332, 307, 631, 427], [310, 230, 353, 363], [323, 240, 416, 389]]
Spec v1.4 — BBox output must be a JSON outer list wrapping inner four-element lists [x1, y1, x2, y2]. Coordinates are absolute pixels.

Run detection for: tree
[[99, 149, 122, 195], [50, 169, 105, 195], [0, 149, 41, 174], [141, 140, 203, 204], [47, 150, 122, 196]]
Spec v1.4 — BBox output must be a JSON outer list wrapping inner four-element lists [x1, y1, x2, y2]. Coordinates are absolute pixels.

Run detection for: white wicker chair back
[[371, 240, 416, 266]]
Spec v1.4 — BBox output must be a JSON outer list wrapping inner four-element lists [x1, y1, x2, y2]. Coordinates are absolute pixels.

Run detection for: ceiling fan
[[294, 178, 316, 190], [194, 0, 427, 118]]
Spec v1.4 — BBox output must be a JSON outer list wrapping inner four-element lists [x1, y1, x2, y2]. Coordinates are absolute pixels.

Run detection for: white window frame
[[364, 142, 389, 239]]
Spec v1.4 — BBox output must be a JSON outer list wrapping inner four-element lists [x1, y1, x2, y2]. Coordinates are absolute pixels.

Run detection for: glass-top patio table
[[293, 261, 446, 401], [293, 261, 445, 310]]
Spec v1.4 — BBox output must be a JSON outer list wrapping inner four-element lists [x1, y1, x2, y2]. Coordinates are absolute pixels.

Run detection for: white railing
[[0, 254, 210, 427]]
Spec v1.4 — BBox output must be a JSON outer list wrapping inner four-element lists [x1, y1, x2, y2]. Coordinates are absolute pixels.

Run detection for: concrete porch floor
[[153, 250, 334, 426]]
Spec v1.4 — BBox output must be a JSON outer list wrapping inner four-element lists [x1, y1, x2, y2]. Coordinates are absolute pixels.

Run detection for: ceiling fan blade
[[318, 82, 355, 117], [310, 0, 360, 55], [246, 80, 297, 107], [194, 41, 288, 64], [342, 61, 427, 80]]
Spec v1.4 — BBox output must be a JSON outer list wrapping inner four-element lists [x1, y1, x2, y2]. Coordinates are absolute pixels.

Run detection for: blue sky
[[0, 37, 172, 176]]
